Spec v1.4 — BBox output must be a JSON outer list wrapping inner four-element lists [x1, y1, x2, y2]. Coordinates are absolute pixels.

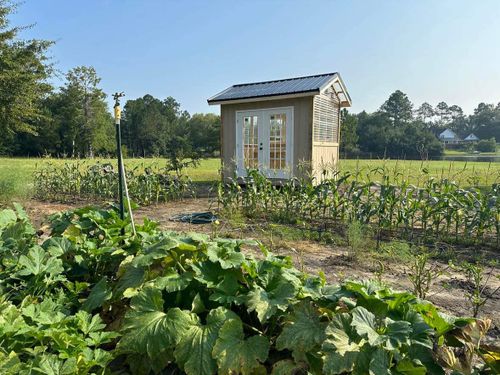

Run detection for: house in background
[[438, 128, 461, 144], [463, 133, 480, 142], [208, 72, 351, 181]]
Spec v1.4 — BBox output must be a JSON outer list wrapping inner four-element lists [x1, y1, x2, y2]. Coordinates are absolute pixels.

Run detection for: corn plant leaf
[[174, 307, 238, 375], [212, 318, 269, 375], [276, 301, 327, 356], [82, 277, 112, 312]]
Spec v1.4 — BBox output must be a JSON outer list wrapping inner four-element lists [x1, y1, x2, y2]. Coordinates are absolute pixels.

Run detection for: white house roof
[[207, 72, 351, 106], [439, 128, 460, 140], [464, 133, 479, 141]]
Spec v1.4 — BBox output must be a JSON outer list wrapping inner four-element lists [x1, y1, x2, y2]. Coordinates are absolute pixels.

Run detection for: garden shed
[[207, 72, 351, 181]]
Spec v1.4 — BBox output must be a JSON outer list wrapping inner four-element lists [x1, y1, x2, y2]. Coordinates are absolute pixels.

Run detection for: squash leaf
[[276, 301, 327, 357], [213, 317, 269, 375], [174, 307, 238, 375]]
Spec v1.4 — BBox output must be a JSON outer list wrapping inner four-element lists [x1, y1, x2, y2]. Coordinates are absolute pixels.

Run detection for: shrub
[[476, 137, 497, 152]]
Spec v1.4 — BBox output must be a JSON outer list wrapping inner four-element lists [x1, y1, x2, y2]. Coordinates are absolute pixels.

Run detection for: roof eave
[[319, 73, 352, 107], [207, 90, 319, 106]]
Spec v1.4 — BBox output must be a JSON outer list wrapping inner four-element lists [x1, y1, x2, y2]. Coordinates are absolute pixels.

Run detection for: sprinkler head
[[113, 92, 125, 106]]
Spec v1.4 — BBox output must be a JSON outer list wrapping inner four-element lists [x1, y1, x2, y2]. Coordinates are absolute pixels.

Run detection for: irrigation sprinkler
[[113, 92, 136, 236]]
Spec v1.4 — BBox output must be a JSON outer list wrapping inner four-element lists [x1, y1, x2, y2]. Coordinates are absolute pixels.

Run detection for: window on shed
[[313, 93, 339, 143], [313, 95, 339, 143]]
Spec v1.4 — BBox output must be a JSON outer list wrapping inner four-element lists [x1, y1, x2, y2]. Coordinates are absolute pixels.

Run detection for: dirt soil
[[23, 198, 500, 338]]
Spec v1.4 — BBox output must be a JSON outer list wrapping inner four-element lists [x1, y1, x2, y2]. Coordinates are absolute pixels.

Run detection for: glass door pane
[[243, 115, 259, 169], [268, 113, 287, 171]]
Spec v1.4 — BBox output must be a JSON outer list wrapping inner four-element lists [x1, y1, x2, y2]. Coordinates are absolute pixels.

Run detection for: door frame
[[235, 106, 294, 179]]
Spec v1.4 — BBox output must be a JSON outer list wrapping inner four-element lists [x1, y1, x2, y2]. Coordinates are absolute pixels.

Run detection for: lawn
[[0, 157, 499, 202]]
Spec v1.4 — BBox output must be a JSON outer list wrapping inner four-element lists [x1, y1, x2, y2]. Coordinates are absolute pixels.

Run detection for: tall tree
[[434, 102, 451, 129], [339, 109, 359, 156], [55, 66, 114, 156], [469, 103, 500, 141], [0, 1, 54, 154], [415, 102, 434, 126], [379, 90, 413, 126], [187, 113, 220, 156]]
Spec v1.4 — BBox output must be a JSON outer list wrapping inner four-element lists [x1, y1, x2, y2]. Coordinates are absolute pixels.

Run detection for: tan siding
[[220, 97, 314, 179], [311, 145, 339, 181]]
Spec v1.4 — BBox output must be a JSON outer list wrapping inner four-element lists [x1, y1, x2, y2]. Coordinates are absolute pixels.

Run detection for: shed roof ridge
[[232, 72, 338, 87]]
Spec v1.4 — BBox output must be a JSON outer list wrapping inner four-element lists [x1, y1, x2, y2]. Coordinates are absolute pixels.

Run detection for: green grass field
[[0, 157, 499, 202]]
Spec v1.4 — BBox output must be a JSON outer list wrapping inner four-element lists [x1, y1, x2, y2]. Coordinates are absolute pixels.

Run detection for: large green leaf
[[322, 313, 362, 375], [271, 360, 303, 375], [395, 358, 427, 375], [174, 307, 238, 375], [0, 209, 17, 228], [213, 317, 269, 375], [131, 237, 180, 267], [276, 301, 327, 357], [81, 277, 112, 312], [119, 288, 196, 360], [207, 242, 245, 269], [404, 311, 433, 349], [154, 270, 194, 292], [0, 351, 22, 375], [323, 350, 359, 374], [384, 319, 412, 350], [351, 306, 383, 346], [42, 237, 73, 257], [246, 279, 296, 323], [115, 264, 145, 294], [369, 347, 391, 375], [322, 313, 360, 356], [17, 246, 64, 277]]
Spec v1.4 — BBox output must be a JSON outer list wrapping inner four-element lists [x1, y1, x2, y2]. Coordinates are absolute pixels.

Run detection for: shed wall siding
[[220, 97, 313, 179], [311, 90, 341, 181]]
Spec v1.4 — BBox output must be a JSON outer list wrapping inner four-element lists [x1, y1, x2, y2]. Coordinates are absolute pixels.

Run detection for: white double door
[[236, 107, 293, 179]]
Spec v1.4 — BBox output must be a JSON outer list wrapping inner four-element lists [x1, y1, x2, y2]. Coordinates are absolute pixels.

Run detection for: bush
[[476, 137, 497, 152]]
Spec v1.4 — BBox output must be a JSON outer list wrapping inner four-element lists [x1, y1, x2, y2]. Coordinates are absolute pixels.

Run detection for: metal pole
[[113, 92, 125, 230]]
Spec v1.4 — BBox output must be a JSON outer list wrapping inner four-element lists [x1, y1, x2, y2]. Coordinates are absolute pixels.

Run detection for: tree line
[[340, 90, 499, 159], [1, 2, 498, 161], [0, 2, 219, 160]]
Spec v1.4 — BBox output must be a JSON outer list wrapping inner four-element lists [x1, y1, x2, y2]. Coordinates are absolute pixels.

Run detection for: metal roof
[[439, 129, 460, 140], [208, 72, 342, 104]]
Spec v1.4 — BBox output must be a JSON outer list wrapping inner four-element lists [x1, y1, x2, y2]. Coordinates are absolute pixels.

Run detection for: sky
[[9, 0, 500, 115]]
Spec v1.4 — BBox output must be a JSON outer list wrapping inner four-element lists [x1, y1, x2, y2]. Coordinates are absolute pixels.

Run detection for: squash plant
[[0, 205, 498, 374]]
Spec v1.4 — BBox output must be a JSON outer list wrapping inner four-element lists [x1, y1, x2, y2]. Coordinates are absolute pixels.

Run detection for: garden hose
[[119, 160, 137, 236], [169, 212, 218, 224]]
